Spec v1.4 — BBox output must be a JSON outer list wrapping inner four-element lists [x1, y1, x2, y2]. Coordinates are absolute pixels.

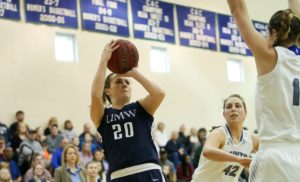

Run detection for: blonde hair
[[48, 117, 58, 126], [0, 168, 13, 182], [62, 144, 80, 165]]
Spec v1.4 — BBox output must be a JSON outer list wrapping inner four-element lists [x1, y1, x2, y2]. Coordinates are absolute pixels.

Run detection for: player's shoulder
[[208, 126, 227, 141]]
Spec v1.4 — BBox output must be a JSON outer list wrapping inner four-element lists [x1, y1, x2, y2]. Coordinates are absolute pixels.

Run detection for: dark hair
[[223, 94, 247, 112], [28, 128, 37, 134], [198, 128, 207, 133], [210, 126, 222, 132], [16, 110, 24, 116], [159, 147, 167, 154], [269, 9, 300, 47], [102, 73, 116, 105], [64, 120, 73, 130]]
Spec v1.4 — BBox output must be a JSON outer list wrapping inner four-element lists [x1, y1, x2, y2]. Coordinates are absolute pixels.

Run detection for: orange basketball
[[107, 39, 139, 74]]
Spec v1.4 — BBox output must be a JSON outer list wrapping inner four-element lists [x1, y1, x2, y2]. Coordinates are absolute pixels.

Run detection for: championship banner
[[131, 0, 175, 44], [25, 0, 78, 28], [176, 5, 217, 50], [253, 20, 268, 37], [0, 0, 20, 20], [81, 0, 129, 36], [218, 13, 251, 56]]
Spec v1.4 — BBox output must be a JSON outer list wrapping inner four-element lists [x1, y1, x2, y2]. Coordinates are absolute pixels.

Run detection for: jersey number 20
[[112, 122, 134, 140]]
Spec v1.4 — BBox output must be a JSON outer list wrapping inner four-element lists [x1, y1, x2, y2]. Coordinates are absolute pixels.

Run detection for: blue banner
[[81, 0, 129, 36], [218, 14, 251, 56], [25, 0, 78, 28], [176, 5, 216, 50], [253, 20, 268, 38], [131, 0, 175, 44], [0, 0, 20, 20]]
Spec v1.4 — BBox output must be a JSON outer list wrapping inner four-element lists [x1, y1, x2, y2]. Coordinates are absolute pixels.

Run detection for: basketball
[[107, 39, 139, 74]]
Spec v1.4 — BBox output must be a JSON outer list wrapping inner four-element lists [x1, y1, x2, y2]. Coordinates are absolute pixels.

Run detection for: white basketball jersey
[[192, 126, 253, 182], [256, 46, 300, 146]]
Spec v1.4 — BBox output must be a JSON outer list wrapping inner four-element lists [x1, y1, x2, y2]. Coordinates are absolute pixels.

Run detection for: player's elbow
[[153, 88, 166, 102], [202, 147, 212, 159], [158, 89, 166, 100]]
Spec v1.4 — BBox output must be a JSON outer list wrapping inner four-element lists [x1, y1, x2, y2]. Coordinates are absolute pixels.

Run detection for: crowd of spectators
[[0, 110, 251, 182]]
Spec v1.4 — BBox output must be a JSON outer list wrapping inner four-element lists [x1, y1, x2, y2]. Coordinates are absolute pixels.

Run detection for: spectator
[[61, 120, 77, 142], [27, 164, 48, 182], [93, 149, 109, 173], [0, 120, 10, 145], [153, 121, 168, 152], [35, 127, 46, 144], [0, 168, 13, 182], [185, 127, 200, 157], [96, 161, 107, 182], [43, 117, 59, 136], [197, 128, 207, 141], [178, 124, 187, 147], [166, 131, 185, 167], [80, 133, 96, 153], [162, 165, 174, 182], [79, 123, 97, 148], [51, 138, 68, 170], [19, 129, 43, 175], [9, 111, 25, 138], [86, 161, 106, 182], [1, 147, 21, 182], [54, 144, 87, 182], [0, 136, 6, 160], [177, 155, 194, 182], [159, 148, 176, 182], [79, 142, 93, 166], [71, 137, 80, 150], [193, 128, 207, 168], [11, 122, 27, 153], [40, 140, 51, 163], [24, 154, 53, 182], [46, 124, 63, 154]]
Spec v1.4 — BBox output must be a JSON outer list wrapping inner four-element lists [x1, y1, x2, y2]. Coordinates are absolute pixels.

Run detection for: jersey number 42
[[223, 165, 240, 177]]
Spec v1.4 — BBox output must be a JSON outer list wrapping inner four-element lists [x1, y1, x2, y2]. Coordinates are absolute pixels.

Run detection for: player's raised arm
[[120, 68, 165, 116], [289, 0, 300, 16], [90, 40, 119, 127], [226, 0, 276, 75]]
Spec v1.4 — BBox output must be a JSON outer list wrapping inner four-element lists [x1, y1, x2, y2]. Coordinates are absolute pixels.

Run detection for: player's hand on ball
[[101, 40, 119, 63], [117, 67, 138, 78]]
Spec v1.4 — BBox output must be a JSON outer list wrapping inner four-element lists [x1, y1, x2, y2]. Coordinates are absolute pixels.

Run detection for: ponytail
[[269, 9, 300, 47]]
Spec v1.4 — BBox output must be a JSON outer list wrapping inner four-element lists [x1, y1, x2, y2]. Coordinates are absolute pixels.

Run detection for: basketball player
[[226, 0, 300, 181], [192, 94, 259, 182], [90, 40, 166, 181]]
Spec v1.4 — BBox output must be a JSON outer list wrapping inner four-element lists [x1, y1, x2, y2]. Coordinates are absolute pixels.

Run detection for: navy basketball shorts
[[111, 169, 165, 182]]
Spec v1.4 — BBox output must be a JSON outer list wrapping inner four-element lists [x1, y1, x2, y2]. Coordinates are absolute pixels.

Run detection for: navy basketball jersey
[[97, 101, 160, 173]]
